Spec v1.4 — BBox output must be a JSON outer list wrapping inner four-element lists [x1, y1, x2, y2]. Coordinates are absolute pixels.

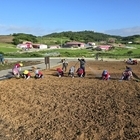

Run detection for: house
[[96, 45, 111, 51], [87, 42, 96, 46], [17, 41, 32, 49], [49, 45, 60, 49], [32, 44, 47, 49], [16, 44, 32, 49], [64, 41, 85, 48]]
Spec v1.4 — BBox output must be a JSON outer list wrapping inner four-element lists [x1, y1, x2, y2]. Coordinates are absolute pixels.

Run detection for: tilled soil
[[0, 61, 140, 140]]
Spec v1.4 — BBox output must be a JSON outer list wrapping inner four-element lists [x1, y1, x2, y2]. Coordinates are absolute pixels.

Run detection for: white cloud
[[104, 26, 140, 36], [0, 24, 63, 36]]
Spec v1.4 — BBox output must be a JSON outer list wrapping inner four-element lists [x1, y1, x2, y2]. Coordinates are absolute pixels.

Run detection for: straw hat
[[19, 63, 23, 66], [23, 70, 29, 74]]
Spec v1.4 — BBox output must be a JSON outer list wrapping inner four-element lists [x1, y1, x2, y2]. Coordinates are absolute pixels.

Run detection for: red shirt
[[57, 68, 63, 73], [77, 68, 83, 74], [15, 63, 20, 68]]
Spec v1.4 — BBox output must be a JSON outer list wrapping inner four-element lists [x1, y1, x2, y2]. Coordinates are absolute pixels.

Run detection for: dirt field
[[0, 61, 140, 140]]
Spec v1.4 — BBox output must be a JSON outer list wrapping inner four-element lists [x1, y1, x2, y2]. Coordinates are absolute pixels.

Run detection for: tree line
[[12, 31, 140, 45]]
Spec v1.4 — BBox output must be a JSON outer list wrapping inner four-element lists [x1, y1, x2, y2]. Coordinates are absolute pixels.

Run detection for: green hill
[[0, 31, 140, 45]]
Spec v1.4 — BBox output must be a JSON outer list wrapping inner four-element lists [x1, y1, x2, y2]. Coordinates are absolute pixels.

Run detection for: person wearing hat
[[12, 62, 23, 76], [102, 70, 110, 80], [78, 56, 86, 77], [12, 67, 20, 77], [22, 70, 31, 79], [32, 66, 43, 79], [121, 66, 133, 80], [14, 62, 23, 68], [14, 62, 23, 72]]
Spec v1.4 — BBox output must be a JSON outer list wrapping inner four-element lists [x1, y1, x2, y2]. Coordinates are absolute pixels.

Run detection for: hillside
[[0, 31, 140, 45], [0, 35, 14, 43]]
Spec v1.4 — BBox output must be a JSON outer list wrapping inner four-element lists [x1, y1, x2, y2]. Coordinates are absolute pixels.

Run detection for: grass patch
[[0, 61, 42, 71]]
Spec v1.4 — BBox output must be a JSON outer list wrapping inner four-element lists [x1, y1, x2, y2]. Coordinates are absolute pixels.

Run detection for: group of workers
[[12, 63, 43, 79], [57, 57, 86, 78], [57, 57, 134, 81], [11, 57, 134, 81], [101, 66, 133, 80]]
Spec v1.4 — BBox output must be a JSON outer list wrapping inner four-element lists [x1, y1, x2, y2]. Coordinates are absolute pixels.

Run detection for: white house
[[32, 44, 47, 49], [49, 45, 60, 49]]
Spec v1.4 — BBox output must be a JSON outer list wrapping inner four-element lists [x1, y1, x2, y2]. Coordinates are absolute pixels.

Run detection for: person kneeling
[[68, 66, 75, 78], [32, 66, 43, 79], [21, 70, 31, 80], [57, 68, 64, 77], [76, 68, 84, 77], [121, 67, 133, 80], [102, 70, 110, 80]]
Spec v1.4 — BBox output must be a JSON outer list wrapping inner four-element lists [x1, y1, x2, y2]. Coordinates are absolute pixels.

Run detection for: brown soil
[[0, 61, 140, 140]]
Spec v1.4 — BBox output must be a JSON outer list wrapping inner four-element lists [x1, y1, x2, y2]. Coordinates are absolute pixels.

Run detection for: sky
[[0, 0, 140, 37]]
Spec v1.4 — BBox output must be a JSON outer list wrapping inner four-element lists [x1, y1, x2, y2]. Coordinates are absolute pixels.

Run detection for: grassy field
[[1, 47, 140, 58], [0, 34, 140, 58], [0, 43, 18, 53]]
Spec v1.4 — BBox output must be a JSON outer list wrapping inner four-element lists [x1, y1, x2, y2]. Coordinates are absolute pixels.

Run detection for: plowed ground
[[0, 61, 140, 140]]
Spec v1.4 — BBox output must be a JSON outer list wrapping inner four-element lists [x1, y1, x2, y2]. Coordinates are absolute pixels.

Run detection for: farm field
[[0, 61, 140, 140]]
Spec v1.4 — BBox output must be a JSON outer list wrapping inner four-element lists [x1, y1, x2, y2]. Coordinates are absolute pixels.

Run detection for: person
[[76, 68, 84, 77], [0, 53, 4, 64], [12, 67, 20, 77], [14, 62, 23, 71], [68, 66, 75, 78], [32, 66, 43, 79], [121, 66, 133, 80], [21, 70, 31, 79], [61, 59, 68, 72], [102, 70, 110, 80], [12, 62, 23, 76], [78, 56, 86, 77], [56, 68, 64, 77]]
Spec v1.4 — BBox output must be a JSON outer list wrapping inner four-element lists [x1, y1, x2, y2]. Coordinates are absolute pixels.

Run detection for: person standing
[[61, 59, 68, 72]]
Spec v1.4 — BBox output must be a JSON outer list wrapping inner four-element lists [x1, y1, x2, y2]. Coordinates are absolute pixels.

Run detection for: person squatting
[[102, 70, 110, 80], [121, 66, 133, 80], [21, 70, 31, 80], [12, 62, 23, 77], [32, 66, 43, 79]]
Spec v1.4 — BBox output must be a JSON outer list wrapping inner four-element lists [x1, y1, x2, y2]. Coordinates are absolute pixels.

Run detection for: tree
[[12, 38, 20, 45], [127, 50, 133, 57]]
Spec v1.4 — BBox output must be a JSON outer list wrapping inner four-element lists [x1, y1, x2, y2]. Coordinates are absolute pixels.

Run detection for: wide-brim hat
[[23, 70, 29, 74]]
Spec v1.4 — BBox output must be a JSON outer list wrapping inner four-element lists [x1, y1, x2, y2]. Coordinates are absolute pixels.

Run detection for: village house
[[32, 44, 48, 49], [64, 41, 85, 48], [96, 45, 111, 51]]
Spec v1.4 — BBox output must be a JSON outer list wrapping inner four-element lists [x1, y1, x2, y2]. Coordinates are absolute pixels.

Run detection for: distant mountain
[[43, 30, 122, 43], [0, 31, 140, 44]]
